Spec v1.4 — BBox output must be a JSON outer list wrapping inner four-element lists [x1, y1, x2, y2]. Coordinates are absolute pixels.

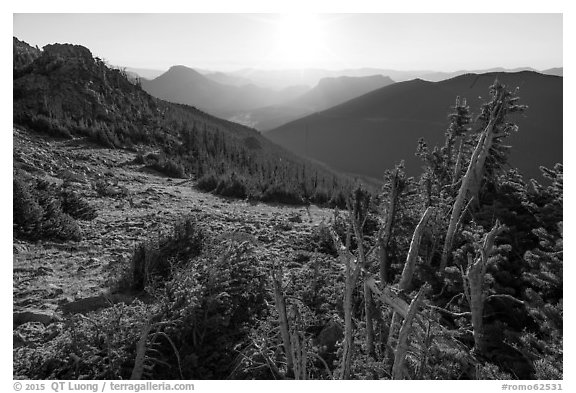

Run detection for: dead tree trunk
[[131, 322, 153, 380], [290, 330, 308, 380], [331, 195, 371, 379], [379, 168, 400, 285], [341, 260, 355, 379], [387, 207, 433, 352], [363, 279, 375, 357], [378, 247, 390, 287], [272, 267, 294, 375], [289, 304, 308, 380], [452, 137, 464, 190], [331, 223, 359, 380], [440, 96, 505, 271], [392, 285, 427, 380], [398, 207, 433, 290], [350, 201, 377, 361], [462, 222, 505, 354]]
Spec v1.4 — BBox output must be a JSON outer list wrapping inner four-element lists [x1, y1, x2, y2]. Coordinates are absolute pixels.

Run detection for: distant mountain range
[[419, 67, 525, 82], [135, 64, 561, 132], [541, 67, 563, 77], [140, 65, 309, 119], [140, 66, 396, 131], [127, 65, 562, 90], [201, 71, 254, 87], [225, 67, 563, 89], [265, 71, 562, 181]]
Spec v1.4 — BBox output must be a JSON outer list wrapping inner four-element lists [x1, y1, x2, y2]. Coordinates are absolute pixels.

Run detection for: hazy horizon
[[13, 13, 562, 72], [120, 64, 562, 74]]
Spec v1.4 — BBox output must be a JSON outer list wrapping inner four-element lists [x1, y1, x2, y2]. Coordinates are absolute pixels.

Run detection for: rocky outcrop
[[43, 43, 93, 61], [13, 37, 41, 71]]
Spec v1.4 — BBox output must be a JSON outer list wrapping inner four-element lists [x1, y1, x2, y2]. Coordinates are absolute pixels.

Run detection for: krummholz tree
[[462, 221, 510, 354], [440, 81, 526, 270], [445, 97, 473, 188]]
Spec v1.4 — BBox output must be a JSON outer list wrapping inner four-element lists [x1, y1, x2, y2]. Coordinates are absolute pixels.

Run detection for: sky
[[13, 13, 563, 73]]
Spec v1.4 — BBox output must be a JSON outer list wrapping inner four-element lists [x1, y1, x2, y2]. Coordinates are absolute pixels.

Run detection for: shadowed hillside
[[266, 71, 562, 180], [294, 74, 395, 111], [230, 74, 395, 131]]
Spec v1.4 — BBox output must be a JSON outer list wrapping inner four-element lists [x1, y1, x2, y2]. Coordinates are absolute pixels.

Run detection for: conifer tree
[[440, 81, 526, 270]]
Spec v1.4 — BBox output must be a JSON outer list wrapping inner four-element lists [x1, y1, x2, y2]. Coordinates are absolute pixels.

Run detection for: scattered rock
[[274, 221, 293, 231], [288, 213, 302, 223], [257, 234, 273, 244]]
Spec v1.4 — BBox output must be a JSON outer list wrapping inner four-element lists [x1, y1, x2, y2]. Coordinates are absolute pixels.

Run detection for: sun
[[270, 14, 328, 68]]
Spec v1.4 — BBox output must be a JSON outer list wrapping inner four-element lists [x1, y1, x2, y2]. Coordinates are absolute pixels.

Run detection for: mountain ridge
[[140, 65, 309, 119], [266, 71, 562, 181], [230, 74, 396, 131]]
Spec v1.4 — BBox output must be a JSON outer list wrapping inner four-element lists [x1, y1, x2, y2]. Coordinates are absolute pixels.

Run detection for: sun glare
[[271, 14, 327, 68]]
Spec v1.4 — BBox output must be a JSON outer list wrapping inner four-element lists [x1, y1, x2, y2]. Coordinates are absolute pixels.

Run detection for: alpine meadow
[[12, 13, 563, 383]]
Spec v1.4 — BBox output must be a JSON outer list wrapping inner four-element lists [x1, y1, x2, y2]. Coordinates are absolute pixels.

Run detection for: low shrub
[[156, 240, 269, 379], [13, 175, 44, 238], [196, 173, 219, 192], [115, 231, 268, 379], [329, 190, 348, 209], [13, 301, 153, 379], [13, 172, 84, 241], [138, 152, 186, 179], [215, 173, 247, 198], [17, 113, 72, 139], [130, 218, 205, 291], [310, 188, 331, 205], [92, 179, 130, 198], [60, 187, 98, 220], [261, 184, 304, 205], [309, 223, 338, 256], [149, 157, 186, 179]]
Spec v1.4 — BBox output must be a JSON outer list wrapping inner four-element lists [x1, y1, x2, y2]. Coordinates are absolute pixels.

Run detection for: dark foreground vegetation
[[13, 38, 561, 380]]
